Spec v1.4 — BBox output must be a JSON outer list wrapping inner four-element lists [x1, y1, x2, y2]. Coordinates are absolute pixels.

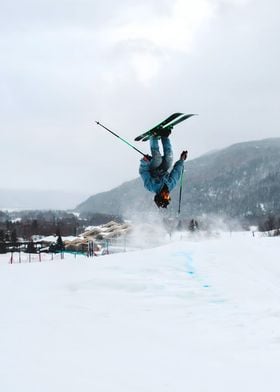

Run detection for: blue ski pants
[[149, 136, 173, 173]]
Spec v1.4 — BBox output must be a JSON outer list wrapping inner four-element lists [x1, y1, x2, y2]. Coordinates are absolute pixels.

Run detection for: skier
[[139, 129, 188, 208]]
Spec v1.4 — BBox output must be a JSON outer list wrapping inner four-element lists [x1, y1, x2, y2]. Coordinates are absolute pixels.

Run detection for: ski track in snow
[[170, 247, 229, 311], [0, 232, 280, 392]]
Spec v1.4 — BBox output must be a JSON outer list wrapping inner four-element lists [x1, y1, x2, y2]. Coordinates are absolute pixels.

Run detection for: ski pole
[[178, 167, 184, 215], [95, 121, 146, 157]]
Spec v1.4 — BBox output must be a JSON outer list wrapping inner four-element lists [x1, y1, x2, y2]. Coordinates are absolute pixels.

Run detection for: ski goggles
[[161, 190, 171, 202]]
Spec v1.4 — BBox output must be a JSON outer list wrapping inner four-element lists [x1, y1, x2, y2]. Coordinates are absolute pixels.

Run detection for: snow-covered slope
[[0, 233, 280, 392]]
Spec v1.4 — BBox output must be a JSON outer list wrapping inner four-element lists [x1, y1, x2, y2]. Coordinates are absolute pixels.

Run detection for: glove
[[143, 154, 152, 162], [180, 150, 188, 161]]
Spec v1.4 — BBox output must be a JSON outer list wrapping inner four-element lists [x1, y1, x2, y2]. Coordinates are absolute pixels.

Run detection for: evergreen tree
[[0, 228, 6, 254], [189, 219, 199, 232], [11, 229, 17, 244], [56, 234, 64, 252], [264, 215, 276, 231], [0, 241, 6, 254], [26, 240, 37, 254]]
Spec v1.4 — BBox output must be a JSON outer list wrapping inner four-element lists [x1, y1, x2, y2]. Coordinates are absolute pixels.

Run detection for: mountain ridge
[[76, 137, 280, 220]]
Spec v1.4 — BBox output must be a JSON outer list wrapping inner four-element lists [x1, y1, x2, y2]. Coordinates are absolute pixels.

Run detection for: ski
[[134, 113, 183, 142], [135, 113, 196, 142], [164, 113, 196, 128]]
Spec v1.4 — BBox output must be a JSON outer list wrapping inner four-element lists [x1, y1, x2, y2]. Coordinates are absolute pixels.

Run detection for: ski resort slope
[[0, 232, 280, 392]]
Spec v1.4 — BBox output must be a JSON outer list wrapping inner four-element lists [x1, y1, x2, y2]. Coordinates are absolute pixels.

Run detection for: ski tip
[[95, 121, 100, 125], [186, 114, 198, 118]]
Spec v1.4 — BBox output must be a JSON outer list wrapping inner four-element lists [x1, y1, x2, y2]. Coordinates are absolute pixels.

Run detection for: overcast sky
[[1, 0, 279, 196]]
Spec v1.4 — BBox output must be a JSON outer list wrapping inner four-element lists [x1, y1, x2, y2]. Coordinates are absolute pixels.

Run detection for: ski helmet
[[154, 185, 171, 208]]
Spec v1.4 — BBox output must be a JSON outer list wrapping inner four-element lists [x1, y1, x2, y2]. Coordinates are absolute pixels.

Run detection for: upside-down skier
[[96, 112, 193, 209], [139, 128, 188, 208]]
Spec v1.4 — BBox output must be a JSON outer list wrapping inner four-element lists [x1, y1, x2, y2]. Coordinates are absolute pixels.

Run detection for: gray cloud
[[1, 0, 279, 195]]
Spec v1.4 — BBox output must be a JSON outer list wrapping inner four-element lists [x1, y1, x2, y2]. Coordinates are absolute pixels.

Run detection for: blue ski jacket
[[139, 158, 184, 194]]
